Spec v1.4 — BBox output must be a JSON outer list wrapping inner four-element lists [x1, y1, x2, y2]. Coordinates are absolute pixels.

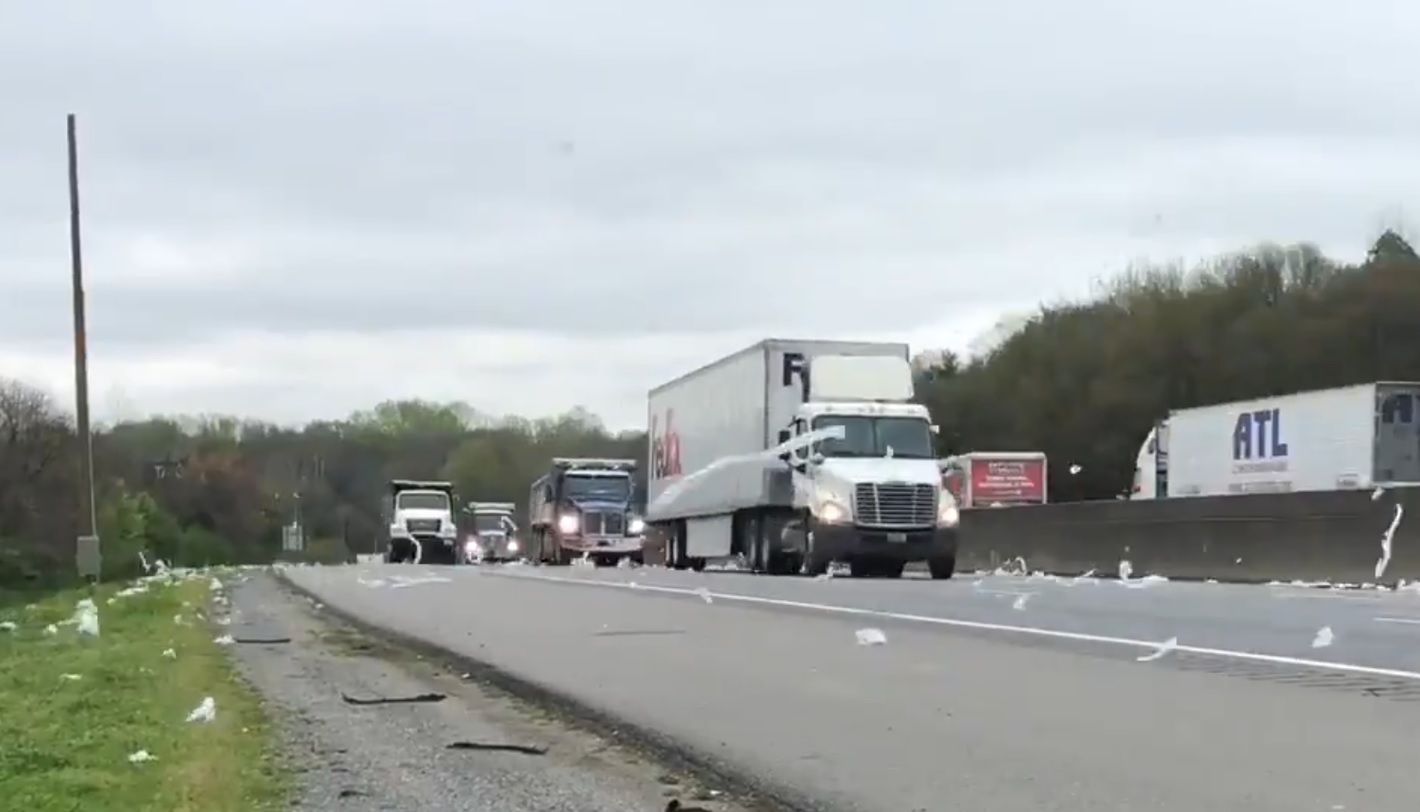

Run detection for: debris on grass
[[162, 648, 177, 659], [0, 621, 16, 632], [185, 696, 217, 723], [59, 673, 82, 681], [213, 634, 235, 646], [127, 750, 158, 764]]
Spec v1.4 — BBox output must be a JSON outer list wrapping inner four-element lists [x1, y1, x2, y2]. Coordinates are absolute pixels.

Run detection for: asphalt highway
[[283, 562, 1420, 811]]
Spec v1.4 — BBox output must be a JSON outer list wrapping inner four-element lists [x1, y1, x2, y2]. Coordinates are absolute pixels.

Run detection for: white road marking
[[1374, 617, 1420, 625], [486, 569, 1420, 682]]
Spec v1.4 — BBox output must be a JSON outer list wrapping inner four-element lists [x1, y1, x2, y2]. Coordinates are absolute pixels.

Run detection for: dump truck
[[462, 501, 522, 563], [645, 338, 959, 579], [529, 458, 645, 565], [383, 479, 459, 564]]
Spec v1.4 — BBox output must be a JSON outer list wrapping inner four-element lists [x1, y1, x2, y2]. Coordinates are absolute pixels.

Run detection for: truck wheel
[[928, 556, 956, 580], [800, 530, 830, 577], [689, 557, 707, 572]]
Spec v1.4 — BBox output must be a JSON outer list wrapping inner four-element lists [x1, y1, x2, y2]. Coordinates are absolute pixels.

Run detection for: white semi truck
[[645, 339, 959, 579], [1131, 381, 1420, 499]]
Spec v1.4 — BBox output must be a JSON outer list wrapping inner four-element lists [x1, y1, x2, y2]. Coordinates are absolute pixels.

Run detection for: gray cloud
[[4, 1, 1420, 422]]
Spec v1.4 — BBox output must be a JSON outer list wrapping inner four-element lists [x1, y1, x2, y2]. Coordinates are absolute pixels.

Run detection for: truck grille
[[406, 519, 441, 533], [581, 511, 625, 536], [854, 483, 935, 528]]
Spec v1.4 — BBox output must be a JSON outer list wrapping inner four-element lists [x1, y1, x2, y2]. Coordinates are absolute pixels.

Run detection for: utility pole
[[68, 113, 100, 580]]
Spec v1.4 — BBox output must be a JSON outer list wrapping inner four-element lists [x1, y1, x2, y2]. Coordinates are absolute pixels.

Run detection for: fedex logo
[[651, 409, 682, 480], [1233, 408, 1289, 460]]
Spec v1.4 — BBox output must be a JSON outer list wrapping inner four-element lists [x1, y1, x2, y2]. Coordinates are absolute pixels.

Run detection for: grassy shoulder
[[0, 573, 287, 811]]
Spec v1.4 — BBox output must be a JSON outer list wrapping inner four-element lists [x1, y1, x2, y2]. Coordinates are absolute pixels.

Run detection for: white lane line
[[486, 570, 1420, 683], [1374, 617, 1420, 625]]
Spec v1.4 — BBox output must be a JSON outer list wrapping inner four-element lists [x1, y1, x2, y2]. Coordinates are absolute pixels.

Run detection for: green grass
[[0, 573, 288, 811]]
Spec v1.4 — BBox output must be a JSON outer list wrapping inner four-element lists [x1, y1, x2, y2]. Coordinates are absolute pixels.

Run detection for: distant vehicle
[[940, 452, 1048, 508], [645, 338, 959, 579], [528, 458, 645, 565], [1132, 381, 1420, 499], [383, 479, 460, 564], [462, 502, 521, 563]]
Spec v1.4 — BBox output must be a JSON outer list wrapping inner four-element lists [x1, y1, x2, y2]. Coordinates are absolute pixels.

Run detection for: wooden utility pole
[[68, 113, 100, 579]]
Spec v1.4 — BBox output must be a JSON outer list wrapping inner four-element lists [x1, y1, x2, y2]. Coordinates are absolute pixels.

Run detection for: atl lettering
[[1233, 408, 1289, 460], [651, 410, 682, 480]]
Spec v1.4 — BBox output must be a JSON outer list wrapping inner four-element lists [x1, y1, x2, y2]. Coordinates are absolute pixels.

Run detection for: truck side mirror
[[930, 424, 940, 435], [777, 429, 791, 444]]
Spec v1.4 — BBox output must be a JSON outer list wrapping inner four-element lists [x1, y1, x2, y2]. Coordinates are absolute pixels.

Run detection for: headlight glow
[[506, 539, 520, 552], [463, 540, 478, 554], [938, 498, 960, 528], [557, 513, 580, 534], [817, 499, 851, 524], [628, 517, 645, 535]]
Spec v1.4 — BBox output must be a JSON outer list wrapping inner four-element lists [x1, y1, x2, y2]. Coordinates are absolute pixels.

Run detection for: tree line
[[917, 230, 1420, 502], [5, 230, 1417, 585]]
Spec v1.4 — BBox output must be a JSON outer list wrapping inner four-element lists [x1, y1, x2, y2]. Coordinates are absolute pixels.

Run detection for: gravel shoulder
[[228, 571, 749, 812]]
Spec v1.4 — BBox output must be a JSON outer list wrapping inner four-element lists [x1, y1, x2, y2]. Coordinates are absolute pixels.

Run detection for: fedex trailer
[[645, 338, 959, 579], [1132, 381, 1420, 499]]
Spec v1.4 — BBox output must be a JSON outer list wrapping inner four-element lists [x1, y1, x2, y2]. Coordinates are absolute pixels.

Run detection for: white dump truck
[[383, 479, 460, 564], [1131, 381, 1420, 499], [646, 339, 959, 578]]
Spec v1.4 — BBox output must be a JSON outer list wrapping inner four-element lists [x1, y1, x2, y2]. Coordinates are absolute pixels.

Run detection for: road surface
[[283, 562, 1420, 811]]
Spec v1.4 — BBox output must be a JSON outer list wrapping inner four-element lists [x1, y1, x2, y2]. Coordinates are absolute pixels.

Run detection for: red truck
[[940, 452, 1048, 508]]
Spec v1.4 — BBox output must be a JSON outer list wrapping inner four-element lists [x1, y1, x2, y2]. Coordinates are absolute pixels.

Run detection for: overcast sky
[[4, 1, 1419, 430]]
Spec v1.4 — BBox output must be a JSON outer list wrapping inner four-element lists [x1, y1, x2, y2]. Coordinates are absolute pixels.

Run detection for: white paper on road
[[186, 696, 216, 723], [1136, 636, 1178, 662], [1312, 626, 1335, 648], [695, 587, 713, 604], [389, 575, 453, 589], [856, 628, 887, 646], [1012, 593, 1032, 611], [1376, 503, 1403, 579]]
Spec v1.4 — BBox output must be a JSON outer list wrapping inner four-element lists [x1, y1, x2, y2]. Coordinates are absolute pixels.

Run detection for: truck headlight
[[463, 540, 479, 555], [817, 499, 851, 524], [557, 514, 580, 534], [938, 499, 960, 528], [506, 539, 520, 552], [628, 516, 645, 535]]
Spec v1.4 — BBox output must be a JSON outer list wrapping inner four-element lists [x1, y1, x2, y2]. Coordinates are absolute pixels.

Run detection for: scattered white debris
[[127, 749, 158, 764], [1068, 464, 1083, 475], [1376, 504, 1403, 579], [0, 621, 16, 632], [694, 587, 713, 604], [43, 624, 58, 635], [388, 575, 452, 589], [313, 602, 323, 610], [185, 697, 217, 723], [60, 673, 82, 681], [994, 556, 1029, 577], [1204, 579, 1219, 584], [1118, 559, 1133, 582], [113, 585, 148, 599], [209, 577, 224, 592], [1372, 486, 1386, 502], [616, 556, 635, 569], [75, 599, 100, 637], [162, 648, 177, 659], [1140, 574, 1169, 584], [24, 603, 38, 611], [815, 571, 834, 581], [855, 628, 887, 646], [1312, 626, 1335, 649], [1136, 636, 1178, 662], [1235, 557, 1243, 564], [461, 672, 471, 679], [628, 581, 639, 589], [174, 614, 187, 626], [215, 617, 232, 626], [213, 634, 235, 646], [1012, 593, 1032, 611]]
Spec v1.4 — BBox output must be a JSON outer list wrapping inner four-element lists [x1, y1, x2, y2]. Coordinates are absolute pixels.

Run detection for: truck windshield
[[563, 475, 631, 501], [397, 491, 450, 511], [473, 514, 512, 532], [811, 416, 935, 459]]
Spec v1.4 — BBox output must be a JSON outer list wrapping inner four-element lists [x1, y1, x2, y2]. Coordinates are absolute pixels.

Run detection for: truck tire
[[928, 556, 956, 580], [800, 527, 830, 577]]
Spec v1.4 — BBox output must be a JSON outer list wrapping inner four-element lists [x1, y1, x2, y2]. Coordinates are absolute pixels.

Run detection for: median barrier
[[957, 487, 1420, 584]]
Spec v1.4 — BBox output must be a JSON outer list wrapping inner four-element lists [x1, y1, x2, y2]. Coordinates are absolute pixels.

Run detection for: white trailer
[[646, 338, 960, 578], [1131, 381, 1420, 499]]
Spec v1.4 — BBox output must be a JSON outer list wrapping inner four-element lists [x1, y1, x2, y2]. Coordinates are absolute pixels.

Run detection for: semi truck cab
[[779, 395, 959, 578]]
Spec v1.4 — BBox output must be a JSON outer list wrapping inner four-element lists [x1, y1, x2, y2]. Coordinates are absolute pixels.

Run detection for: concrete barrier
[[957, 487, 1420, 584]]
